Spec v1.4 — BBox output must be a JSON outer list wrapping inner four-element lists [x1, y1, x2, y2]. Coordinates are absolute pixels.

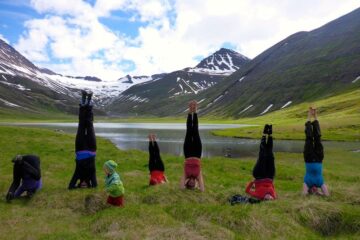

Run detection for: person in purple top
[[6, 155, 42, 202], [68, 90, 97, 189]]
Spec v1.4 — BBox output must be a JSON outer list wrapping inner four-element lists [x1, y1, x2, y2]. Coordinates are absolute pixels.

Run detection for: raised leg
[[312, 120, 324, 162], [264, 136, 275, 179], [75, 106, 88, 151], [191, 113, 202, 158], [153, 141, 165, 171], [148, 138, 156, 172], [252, 135, 267, 179], [85, 106, 96, 152], [303, 121, 315, 163], [183, 113, 194, 158]]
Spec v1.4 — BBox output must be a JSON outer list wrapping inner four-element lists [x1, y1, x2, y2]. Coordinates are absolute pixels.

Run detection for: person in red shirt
[[180, 101, 205, 192], [148, 134, 168, 185], [246, 124, 276, 200]]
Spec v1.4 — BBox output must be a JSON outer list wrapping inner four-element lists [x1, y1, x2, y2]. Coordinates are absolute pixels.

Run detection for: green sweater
[[105, 172, 125, 197]]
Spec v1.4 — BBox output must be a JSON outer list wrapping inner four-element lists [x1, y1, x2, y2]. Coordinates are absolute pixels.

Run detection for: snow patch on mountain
[[260, 104, 273, 115], [0, 97, 21, 108], [353, 76, 360, 83], [239, 105, 253, 114], [198, 98, 206, 104], [187, 67, 234, 76], [281, 101, 292, 109], [117, 94, 149, 103], [239, 76, 246, 82], [0, 81, 30, 91]]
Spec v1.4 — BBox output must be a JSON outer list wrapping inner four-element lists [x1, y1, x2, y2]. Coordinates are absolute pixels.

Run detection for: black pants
[[149, 141, 165, 172], [252, 136, 275, 180], [303, 120, 324, 163], [8, 155, 41, 195], [75, 106, 96, 152], [69, 106, 97, 189], [184, 113, 202, 159]]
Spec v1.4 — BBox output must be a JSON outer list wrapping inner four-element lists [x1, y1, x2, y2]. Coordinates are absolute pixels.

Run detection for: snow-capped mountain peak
[[188, 48, 250, 75]]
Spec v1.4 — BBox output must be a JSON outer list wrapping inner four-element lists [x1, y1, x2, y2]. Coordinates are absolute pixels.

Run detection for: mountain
[[108, 7, 360, 118], [189, 48, 249, 75], [0, 38, 167, 112], [0, 38, 250, 116], [4, 7, 360, 119], [106, 48, 250, 116], [0, 38, 80, 114], [197, 7, 360, 117]]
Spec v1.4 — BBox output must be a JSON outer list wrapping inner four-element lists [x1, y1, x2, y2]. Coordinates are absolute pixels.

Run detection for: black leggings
[[75, 106, 96, 152], [252, 136, 275, 180], [303, 120, 324, 163], [184, 113, 202, 159], [69, 106, 97, 189], [149, 141, 165, 172]]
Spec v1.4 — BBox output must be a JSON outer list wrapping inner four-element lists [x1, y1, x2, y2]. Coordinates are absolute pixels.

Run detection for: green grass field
[[0, 126, 359, 239]]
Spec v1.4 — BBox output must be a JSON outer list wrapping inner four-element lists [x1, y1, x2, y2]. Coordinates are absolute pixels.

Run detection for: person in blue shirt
[[302, 107, 329, 196]]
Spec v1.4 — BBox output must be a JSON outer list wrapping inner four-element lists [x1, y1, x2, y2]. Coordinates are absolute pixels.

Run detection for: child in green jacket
[[103, 160, 125, 207]]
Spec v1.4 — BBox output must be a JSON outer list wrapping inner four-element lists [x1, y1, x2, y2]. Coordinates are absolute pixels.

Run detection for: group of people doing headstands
[[5, 91, 330, 206]]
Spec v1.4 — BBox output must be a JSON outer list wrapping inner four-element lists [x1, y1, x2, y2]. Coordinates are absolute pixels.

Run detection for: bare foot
[[307, 107, 312, 122], [152, 134, 157, 142], [192, 100, 198, 113], [148, 134, 153, 142], [313, 108, 318, 120], [188, 101, 194, 113]]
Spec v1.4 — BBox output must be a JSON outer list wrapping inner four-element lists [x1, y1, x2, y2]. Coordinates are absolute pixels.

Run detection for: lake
[[4, 123, 359, 158]]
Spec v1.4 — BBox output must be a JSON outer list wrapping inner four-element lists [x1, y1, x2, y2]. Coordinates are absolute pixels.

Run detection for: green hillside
[[105, 7, 360, 118], [200, 7, 360, 117], [213, 88, 360, 141]]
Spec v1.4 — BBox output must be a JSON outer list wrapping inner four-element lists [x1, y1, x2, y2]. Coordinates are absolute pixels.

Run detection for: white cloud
[[14, 0, 360, 80]]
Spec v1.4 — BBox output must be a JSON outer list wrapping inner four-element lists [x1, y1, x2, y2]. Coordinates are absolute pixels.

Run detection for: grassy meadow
[[0, 125, 359, 239]]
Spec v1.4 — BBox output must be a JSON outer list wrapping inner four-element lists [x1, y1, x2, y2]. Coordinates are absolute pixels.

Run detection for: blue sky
[[0, 0, 359, 80]]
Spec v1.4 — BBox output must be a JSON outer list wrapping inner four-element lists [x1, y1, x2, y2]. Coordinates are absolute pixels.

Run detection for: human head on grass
[[103, 160, 117, 175], [185, 177, 197, 189]]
